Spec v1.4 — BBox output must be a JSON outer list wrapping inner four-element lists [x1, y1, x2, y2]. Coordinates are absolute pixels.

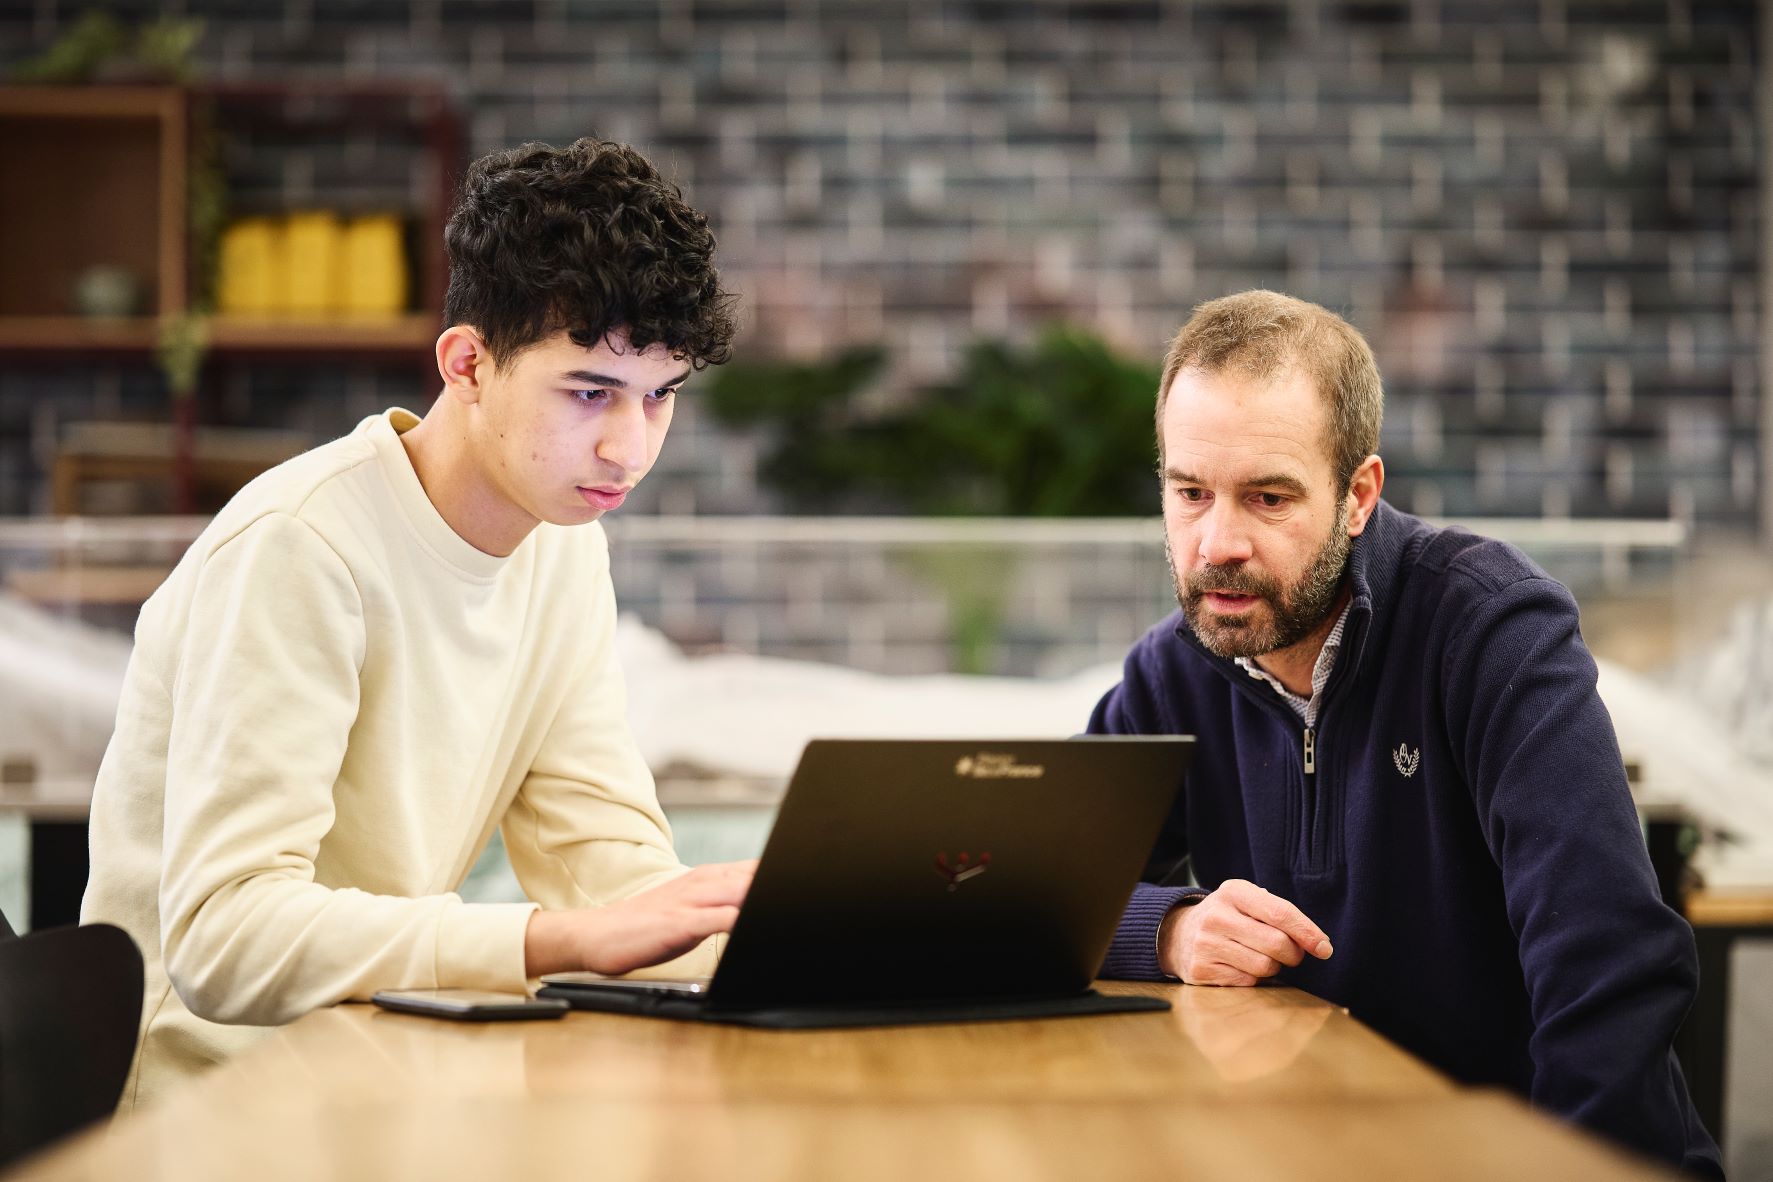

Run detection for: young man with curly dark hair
[[82, 139, 747, 1110]]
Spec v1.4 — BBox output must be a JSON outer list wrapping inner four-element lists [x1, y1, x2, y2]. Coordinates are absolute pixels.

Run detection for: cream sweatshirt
[[81, 408, 705, 1110]]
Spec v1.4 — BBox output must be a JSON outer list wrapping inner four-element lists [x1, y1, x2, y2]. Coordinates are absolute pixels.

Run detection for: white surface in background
[[2, 591, 1771, 882], [615, 615, 1773, 884], [1598, 657, 1773, 886], [614, 616, 1121, 780], [0, 595, 131, 780], [1672, 596, 1773, 766]]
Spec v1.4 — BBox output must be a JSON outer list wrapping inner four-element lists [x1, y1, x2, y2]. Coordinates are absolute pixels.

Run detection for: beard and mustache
[[1169, 501, 1351, 660]]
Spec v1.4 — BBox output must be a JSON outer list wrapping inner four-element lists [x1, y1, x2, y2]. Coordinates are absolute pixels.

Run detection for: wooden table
[[1687, 888, 1773, 928], [6, 982, 1671, 1181]]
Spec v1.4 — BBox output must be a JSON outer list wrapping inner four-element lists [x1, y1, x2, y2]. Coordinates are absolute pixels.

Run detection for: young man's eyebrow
[[559, 368, 693, 389], [1164, 468, 1312, 497]]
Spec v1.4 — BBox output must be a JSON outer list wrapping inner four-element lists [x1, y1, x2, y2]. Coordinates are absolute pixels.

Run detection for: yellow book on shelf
[[338, 214, 408, 318], [282, 211, 343, 317], [216, 218, 280, 316]]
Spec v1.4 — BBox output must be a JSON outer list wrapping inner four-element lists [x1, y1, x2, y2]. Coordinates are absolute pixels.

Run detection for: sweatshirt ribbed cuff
[[435, 900, 540, 993], [1098, 883, 1208, 980]]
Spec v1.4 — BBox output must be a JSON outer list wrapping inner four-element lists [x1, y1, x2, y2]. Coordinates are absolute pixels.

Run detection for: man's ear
[[436, 326, 490, 405], [1344, 455, 1385, 537]]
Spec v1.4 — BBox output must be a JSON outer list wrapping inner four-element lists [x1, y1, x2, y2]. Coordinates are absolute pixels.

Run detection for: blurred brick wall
[[0, 0, 1758, 527]]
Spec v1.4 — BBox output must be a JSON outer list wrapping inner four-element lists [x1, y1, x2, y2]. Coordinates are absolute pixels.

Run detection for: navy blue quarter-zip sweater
[[1092, 501, 1720, 1177]]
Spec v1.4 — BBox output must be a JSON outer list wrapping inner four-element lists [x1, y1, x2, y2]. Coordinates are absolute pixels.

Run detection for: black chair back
[[0, 922, 143, 1168]]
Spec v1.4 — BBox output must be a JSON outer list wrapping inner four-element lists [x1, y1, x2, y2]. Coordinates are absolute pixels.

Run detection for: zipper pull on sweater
[[1304, 727, 1316, 774]]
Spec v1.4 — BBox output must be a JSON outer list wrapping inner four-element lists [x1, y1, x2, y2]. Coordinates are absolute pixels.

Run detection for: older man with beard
[[1091, 291, 1719, 1176]]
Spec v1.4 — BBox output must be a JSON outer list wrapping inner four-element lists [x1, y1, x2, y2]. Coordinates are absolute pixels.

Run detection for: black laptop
[[539, 736, 1194, 1028]]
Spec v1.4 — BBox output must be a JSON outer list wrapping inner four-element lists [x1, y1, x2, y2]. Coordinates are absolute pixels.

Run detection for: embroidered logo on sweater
[[1393, 743, 1421, 778]]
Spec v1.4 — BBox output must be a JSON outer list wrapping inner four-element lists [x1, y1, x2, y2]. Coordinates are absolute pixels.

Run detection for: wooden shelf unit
[[0, 313, 440, 354], [0, 81, 463, 514], [0, 315, 162, 351], [0, 86, 187, 325], [207, 313, 440, 352], [0, 81, 460, 358]]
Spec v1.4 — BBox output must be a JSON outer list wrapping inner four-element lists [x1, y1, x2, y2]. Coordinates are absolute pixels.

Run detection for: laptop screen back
[[705, 736, 1194, 1008]]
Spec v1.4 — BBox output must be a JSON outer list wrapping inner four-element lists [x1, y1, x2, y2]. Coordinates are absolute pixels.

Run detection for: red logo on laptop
[[935, 851, 991, 891]]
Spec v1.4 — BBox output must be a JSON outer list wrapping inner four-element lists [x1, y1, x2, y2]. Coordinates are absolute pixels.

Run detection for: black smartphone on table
[[371, 988, 569, 1021]]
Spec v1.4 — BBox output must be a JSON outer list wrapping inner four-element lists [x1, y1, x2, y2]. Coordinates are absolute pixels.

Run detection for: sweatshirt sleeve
[[502, 559, 687, 910], [1442, 574, 1719, 1175], [1089, 629, 1203, 981], [158, 514, 537, 1027]]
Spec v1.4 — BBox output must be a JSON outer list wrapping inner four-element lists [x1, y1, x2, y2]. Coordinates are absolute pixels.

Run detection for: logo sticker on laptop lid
[[954, 753, 1044, 779], [934, 851, 991, 891]]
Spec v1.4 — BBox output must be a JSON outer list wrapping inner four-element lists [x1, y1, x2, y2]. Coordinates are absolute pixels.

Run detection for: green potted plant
[[705, 327, 1162, 670]]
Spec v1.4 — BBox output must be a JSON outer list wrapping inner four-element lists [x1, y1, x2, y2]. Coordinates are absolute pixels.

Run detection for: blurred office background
[[0, 1, 1769, 1173], [0, 0, 1759, 529]]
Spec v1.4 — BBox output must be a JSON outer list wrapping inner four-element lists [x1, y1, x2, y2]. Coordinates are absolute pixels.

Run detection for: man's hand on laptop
[[523, 860, 757, 978], [1159, 878, 1334, 985]]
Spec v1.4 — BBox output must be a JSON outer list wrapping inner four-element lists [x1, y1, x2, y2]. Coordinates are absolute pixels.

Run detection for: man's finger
[[1220, 912, 1309, 968], [1200, 931, 1283, 980], [1185, 961, 1260, 988], [1243, 891, 1333, 960]]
